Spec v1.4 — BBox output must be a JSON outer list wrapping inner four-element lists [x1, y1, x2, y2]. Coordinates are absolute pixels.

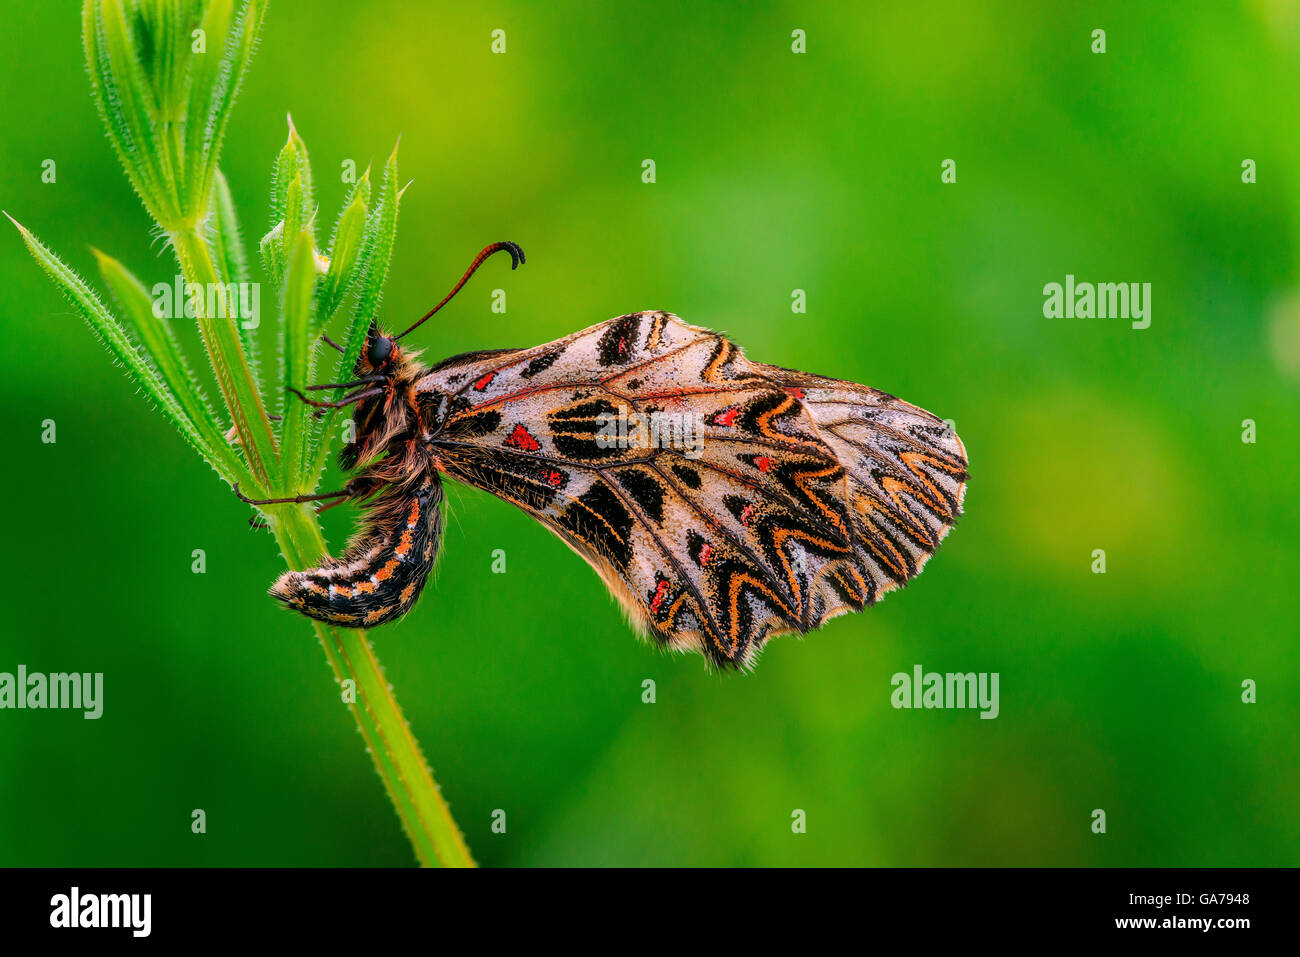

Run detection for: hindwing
[[417, 312, 968, 668]]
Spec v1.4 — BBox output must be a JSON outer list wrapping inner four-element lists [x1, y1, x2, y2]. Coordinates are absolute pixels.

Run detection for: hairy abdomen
[[271, 475, 443, 627]]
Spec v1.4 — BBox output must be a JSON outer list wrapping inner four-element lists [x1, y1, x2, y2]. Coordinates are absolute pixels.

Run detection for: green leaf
[[171, 225, 279, 491], [183, 0, 234, 213], [134, 0, 194, 119], [210, 170, 250, 285], [319, 169, 369, 319], [209, 168, 260, 389], [305, 142, 403, 485], [258, 219, 285, 285], [85, 0, 176, 225], [93, 248, 253, 485], [188, 0, 266, 220], [82, 0, 266, 227], [343, 139, 403, 375], [263, 118, 316, 288], [271, 114, 315, 232], [280, 172, 305, 274], [279, 228, 318, 494], [8, 213, 238, 482]]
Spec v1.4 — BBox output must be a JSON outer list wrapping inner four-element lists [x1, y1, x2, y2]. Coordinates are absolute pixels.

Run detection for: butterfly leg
[[224, 412, 282, 445], [305, 375, 386, 391], [232, 481, 361, 507], [314, 495, 353, 515], [286, 386, 383, 409]]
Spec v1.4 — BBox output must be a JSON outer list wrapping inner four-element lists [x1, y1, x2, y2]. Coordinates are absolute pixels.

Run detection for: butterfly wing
[[418, 312, 968, 668]]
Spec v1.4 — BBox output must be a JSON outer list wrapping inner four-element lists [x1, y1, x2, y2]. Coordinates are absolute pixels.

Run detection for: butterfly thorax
[[340, 330, 438, 476], [266, 328, 449, 628]]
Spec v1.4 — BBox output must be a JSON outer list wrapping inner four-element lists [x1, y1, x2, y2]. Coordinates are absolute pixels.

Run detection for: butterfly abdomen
[[270, 475, 443, 628]]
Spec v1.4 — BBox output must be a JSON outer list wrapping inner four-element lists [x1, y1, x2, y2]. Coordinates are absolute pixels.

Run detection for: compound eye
[[368, 335, 394, 367]]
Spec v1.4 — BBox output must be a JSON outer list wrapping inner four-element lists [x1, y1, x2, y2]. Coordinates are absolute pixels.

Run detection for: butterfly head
[[356, 321, 418, 378], [367, 331, 394, 368]]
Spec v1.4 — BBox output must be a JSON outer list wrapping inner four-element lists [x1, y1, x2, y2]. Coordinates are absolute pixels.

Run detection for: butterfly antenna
[[395, 241, 525, 340]]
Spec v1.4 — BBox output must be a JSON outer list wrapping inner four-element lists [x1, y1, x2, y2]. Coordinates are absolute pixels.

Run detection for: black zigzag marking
[[614, 467, 666, 524], [670, 463, 703, 489], [521, 349, 562, 378], [596, 313, 643, 366], [547, 398, 624, 460], [555, 481, 634, 570]]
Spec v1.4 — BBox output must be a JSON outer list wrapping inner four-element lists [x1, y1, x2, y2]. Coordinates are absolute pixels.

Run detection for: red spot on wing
[[740, 504, 756, 526], [473, 371, 496, 391], [545, 469, 564, 487], [650, 579, 671, 614], [699, 543, 713, 567], [754, 455, 772, 473], [787, 387, 805, 399], [714, 407, 740, 427], [505, 423, 541, 452]]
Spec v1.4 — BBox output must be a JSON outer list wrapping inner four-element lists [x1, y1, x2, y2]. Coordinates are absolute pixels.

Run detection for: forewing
[[419, 312, 968, 668]]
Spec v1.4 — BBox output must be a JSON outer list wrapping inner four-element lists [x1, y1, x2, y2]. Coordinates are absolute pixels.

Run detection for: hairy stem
[[170, 225, 280, 489], [270, 501, 475, 868]]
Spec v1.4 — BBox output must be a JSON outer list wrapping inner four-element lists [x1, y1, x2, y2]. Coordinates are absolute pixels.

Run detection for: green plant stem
[[170, 209, 469, 867], [270, 501, 475, 868], [170, 225, 280, 489]]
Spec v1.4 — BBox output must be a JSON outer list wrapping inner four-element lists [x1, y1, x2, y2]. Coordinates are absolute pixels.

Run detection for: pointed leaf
[[210, 168, 260, 390], [279, 228, 318, 493], [306, 143, 402, 484], [85, 0, 176, 225], [259, 219, 285, 285], [343, 140, 402, 375], [320, 177, 368, 319], [183, 0, 234, 212], [9, 214, 236, 482], [93, 248, 252, 484], [171, 226, 279, 490], [271, 114, 314, 236], [189, 0, 266, 219]]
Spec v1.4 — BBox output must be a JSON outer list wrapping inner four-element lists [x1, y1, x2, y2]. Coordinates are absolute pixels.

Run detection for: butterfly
[[236, 243, 969, 669]]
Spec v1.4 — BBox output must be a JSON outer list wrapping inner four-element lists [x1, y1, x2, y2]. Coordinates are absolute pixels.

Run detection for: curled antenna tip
[[395, 241, 528, 340], [503, 240, 526, 268]]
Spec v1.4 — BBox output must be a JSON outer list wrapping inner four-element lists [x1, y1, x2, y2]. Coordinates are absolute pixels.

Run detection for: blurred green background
[[1, 1, 1297, 867]]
